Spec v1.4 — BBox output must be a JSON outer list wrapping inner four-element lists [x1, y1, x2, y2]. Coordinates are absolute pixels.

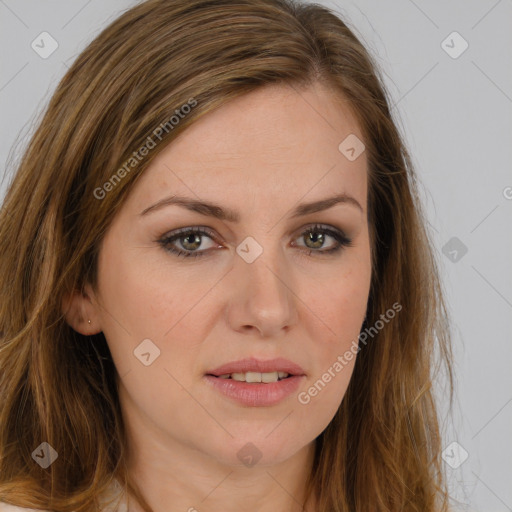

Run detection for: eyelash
[[157, 224, 353, 259]]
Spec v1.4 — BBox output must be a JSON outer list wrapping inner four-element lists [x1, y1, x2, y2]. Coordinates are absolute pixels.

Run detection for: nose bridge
[[228, 233, 298, 335]]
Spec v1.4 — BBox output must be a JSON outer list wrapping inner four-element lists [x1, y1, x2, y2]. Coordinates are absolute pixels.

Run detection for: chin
[[205, 434, 309, 469]]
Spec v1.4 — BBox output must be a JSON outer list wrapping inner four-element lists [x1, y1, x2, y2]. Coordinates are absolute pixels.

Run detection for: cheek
[[97, 251, 218, 379], [297, 250, 370, 408], [98, 246, 199, 335], [303, 254, 371, 346], [96, 256, 209, 422]]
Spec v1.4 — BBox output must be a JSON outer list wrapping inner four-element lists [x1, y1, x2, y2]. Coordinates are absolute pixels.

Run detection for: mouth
[[204, 357, 306, 407], [208, 371, 292, 383], [205, 357, 306, 380]]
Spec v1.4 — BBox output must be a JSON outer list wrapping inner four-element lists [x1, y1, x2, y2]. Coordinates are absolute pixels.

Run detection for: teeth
[[218, 371, 290, 382], [262, 372, 279, 383]]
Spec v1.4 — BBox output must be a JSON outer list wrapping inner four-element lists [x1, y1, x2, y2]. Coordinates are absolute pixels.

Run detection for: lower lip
[[204, 375, 304, 407]]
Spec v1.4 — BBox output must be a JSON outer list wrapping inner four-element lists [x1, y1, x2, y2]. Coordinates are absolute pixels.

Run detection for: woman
[[0, 0, 454, 511]]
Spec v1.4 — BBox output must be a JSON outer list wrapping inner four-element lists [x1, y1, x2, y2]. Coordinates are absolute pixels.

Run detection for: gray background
[[1, 1, 511, 510]]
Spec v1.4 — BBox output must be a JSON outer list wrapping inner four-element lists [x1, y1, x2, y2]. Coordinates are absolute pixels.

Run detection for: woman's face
[[81, 82, 371, 469]]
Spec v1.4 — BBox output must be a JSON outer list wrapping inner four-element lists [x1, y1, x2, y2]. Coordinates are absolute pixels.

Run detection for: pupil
[[183, 234, 200, 250], [306, 231, 323, 248]]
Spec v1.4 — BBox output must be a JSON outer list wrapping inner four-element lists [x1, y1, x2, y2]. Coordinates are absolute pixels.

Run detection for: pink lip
[[204, 357, 306, 407], [206, 357, 306, 377], [204, 374, 305, 407]]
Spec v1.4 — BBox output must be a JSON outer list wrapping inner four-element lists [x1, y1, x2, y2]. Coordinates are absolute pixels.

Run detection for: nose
[[226, 240, 299, 338]]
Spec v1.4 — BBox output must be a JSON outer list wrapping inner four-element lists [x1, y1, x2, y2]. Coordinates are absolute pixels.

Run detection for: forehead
[[126, 82, 367, 219]]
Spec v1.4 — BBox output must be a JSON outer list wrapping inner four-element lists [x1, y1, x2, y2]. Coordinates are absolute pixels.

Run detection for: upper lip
[[206, 357, 306, 377]]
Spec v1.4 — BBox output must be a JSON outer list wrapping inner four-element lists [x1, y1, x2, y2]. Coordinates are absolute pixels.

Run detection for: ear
[[61, 283, 101, 336]]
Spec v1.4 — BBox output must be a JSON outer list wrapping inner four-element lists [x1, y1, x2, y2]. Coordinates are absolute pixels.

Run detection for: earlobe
[[61, 285, 101, 336]]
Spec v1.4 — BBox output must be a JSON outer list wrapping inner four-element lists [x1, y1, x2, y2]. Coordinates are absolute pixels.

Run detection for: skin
[[63, 81, 372, 512]]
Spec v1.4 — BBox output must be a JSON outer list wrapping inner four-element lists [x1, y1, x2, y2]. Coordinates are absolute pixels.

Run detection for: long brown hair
[[0, 0, 454, 510]]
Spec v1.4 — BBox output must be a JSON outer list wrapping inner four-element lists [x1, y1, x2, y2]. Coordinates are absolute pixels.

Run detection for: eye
[[292, 223, 353, 256], [157, 224, 353, 259], [158, 226, 220, 259]]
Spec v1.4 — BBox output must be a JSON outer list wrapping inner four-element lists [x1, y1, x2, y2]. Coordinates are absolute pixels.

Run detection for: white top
[[0, 479, 128, 512], [0, 505, 33, 512], [0, 505, 42, 512]]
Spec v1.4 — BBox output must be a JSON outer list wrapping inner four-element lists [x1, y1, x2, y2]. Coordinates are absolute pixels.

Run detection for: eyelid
[[163, 225, 218, 239], [159, 223, 349, 241]]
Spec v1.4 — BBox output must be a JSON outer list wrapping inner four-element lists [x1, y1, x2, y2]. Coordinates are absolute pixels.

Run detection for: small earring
[[88, 319, 91, 324]]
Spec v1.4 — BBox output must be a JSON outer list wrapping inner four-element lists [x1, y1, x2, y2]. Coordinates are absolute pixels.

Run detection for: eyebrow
[[139, 192, 363, 221]]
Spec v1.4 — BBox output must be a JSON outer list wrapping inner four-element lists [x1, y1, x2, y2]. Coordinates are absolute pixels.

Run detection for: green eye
[[158, 224, 353, 259]]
